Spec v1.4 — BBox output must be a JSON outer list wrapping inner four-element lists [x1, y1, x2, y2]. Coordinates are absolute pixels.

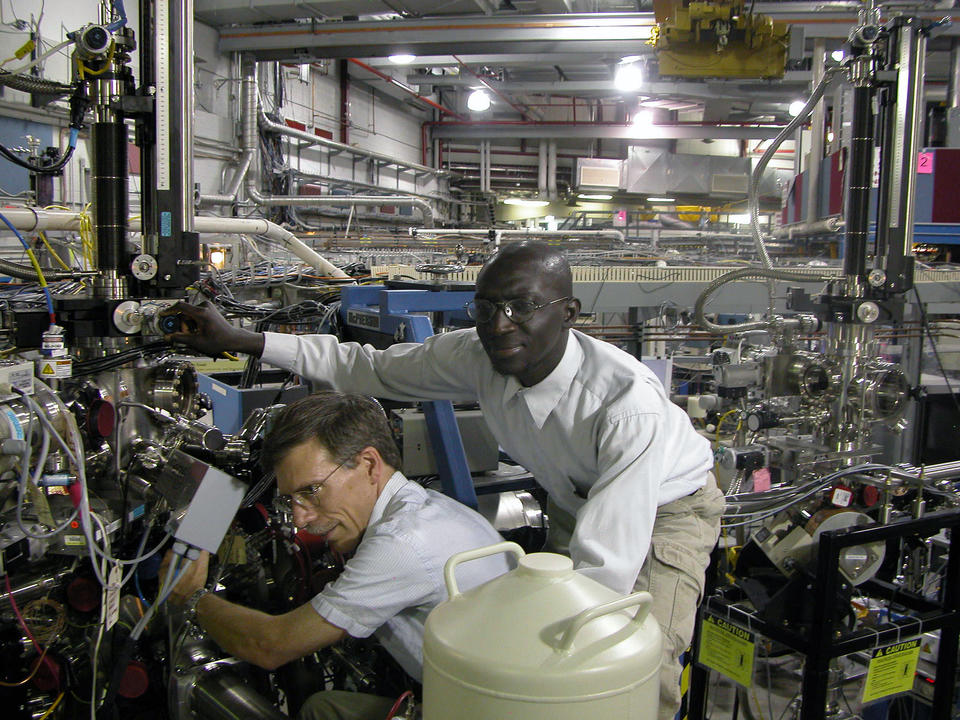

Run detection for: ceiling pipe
[[538, 141, 547, 199], [805, 39, 827, 227], [259, 103, 447, 177], [547, 140, 558, 200], [234, 62, 435, 225], [347, 57, 462, 119], [339, 58, 351, 144], [197, 150, 254, 206]]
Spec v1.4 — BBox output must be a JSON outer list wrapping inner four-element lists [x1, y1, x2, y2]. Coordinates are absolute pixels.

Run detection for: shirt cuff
[[311, 595, 377, 639], [262, 331, 298, 368]]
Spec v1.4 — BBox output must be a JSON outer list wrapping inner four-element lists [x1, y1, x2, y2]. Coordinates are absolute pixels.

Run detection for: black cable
[[0, 142, 76, 175], [72, 341, 170, 374], [913, 286, 960, 418], [0, 80, 87, 176]]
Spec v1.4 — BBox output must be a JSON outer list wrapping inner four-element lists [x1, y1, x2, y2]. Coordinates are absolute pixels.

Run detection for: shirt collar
[[503, 331, 581, 428], [368, 470, 407, 527]]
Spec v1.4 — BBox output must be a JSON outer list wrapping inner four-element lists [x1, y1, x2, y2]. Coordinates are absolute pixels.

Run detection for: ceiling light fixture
[[467, 89, 492, 112], [614, 62, 643, 93], [388, 54, 416, 65], [578, 193, 613, 200], [647, 197, 675, 203], [503, 198, 550, 207], [788, 100, 806, 117], [632, 110, 654, 129]]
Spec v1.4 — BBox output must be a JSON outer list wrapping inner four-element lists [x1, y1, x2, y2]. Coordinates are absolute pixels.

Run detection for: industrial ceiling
[[195, 1, 960, 124]]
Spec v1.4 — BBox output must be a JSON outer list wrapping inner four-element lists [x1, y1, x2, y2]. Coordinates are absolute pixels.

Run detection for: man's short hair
[[478, 240, 573, 297], [261, 391, 402, 472]]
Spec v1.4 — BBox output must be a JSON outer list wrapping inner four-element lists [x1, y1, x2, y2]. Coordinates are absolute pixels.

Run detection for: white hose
[[0, 208, 349, 278]]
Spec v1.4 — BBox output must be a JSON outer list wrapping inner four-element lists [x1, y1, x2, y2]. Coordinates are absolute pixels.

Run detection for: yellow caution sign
[[697, 614, 755, 688], [862, 638, 921, 704], [36, 358, 72, 378]]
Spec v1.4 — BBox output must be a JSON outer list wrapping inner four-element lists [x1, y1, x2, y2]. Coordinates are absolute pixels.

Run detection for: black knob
[[746, 409, 780, 432]]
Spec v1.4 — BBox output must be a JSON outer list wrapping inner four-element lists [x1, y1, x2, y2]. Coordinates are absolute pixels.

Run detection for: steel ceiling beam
[[361, 53, 631, 68], [753, 4, 960, 38], [431, 122, 787, 140], [216, 13, 658, 60], [404, 77, 812, 101]]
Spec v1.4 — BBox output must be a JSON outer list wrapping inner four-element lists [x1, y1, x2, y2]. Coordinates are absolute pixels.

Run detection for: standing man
[[163, 391, 510, 720], [168, 241, 724, 719]]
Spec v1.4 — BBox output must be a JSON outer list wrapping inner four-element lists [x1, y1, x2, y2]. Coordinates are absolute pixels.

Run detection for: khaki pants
[[546, 474, 724, 720], [297, 690, 397, 720]]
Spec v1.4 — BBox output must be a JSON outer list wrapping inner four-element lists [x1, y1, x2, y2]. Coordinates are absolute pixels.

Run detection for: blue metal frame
[[339, 285, 479, 508], [911, 223, 960, 246]]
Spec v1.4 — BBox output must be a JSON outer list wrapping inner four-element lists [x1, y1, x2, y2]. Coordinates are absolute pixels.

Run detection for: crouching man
[[163, 391, 510, 720]]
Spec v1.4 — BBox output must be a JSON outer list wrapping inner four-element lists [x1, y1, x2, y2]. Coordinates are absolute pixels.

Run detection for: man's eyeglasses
[[465, 296, 572, 325], [273, 460, 346, 514]]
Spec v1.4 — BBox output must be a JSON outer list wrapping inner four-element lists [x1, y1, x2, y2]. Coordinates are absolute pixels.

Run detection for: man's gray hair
[[261, 391, 402, 471]]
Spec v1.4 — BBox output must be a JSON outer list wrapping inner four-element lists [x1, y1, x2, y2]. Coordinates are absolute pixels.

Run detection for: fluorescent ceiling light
[[614, 62, 643, 93], [578, 193, 613, 200], [728, 214, 751, 224], [503, 198, 550, 207], [467, 89, 491, 112], [647, 197, 675, 203], [388, 54, 416, 65], [788, 100, 806, 117]]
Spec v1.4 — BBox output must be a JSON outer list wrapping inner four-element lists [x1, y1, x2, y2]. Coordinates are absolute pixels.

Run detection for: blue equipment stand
[[339, 285, 479, 508]]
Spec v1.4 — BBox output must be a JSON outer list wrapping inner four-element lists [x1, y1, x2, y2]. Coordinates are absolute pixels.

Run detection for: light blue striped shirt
[[310, 471, 509, 681]]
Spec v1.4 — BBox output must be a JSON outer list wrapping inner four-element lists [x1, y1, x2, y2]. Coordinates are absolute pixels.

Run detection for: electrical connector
[[0, 438, 27, 455]]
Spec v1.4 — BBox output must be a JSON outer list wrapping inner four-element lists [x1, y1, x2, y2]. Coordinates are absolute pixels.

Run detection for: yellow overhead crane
[[651, 0, 790, 78]]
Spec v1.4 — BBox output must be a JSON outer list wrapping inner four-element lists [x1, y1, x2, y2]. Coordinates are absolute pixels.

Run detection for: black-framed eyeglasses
[[273, 460, 346, 514], [465, 296, 572, 325]]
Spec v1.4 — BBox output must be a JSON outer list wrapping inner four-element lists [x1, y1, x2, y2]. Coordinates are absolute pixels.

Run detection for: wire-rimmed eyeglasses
[[273, 459, 346, 514], [465, 296, 572, 325]]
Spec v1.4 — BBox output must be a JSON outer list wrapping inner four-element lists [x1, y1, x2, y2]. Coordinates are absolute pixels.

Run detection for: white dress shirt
[[311, 471, 509, 681], [265, 328, 713, 594]]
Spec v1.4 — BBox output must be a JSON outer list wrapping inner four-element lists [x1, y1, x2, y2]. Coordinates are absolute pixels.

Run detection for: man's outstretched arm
[[164, 300, 265, 358]]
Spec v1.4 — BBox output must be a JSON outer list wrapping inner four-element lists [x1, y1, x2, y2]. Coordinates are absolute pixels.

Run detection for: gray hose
[[749, 65, 843, 269], [746, 64, 842, 321], [695, 266, 831, 334], [0, 257, 81, 281], [0, 72, 73, 97]]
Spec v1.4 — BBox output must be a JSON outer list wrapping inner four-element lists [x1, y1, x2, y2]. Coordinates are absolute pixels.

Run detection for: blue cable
[[106, 0, 127, 32], [0, 210, 54, 319], [133, 568, 152, 610]]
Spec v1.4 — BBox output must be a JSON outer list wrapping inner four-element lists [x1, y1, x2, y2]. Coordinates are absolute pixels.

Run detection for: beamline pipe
[[410, 227, 625, 243]]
